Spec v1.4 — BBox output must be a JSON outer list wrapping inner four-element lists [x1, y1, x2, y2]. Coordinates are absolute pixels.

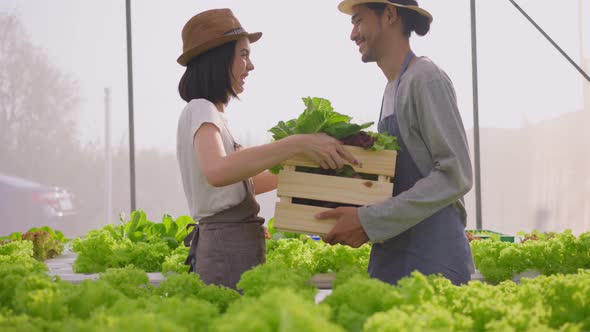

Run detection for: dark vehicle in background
[[0, 174, 76, 235]]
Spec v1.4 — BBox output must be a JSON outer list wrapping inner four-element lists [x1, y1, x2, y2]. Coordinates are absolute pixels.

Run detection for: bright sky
[[1, 0, 589, 151]]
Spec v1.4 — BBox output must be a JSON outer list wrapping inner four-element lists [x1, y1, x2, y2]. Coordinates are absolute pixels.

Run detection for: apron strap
[[183, 224, 199, 272], [393, 50, 414, 115], [379, 50, 414, 122], [183, 223, 197, 247]]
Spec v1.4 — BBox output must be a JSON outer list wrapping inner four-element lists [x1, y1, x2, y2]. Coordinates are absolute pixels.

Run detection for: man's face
[[350, 5, 385, 63]]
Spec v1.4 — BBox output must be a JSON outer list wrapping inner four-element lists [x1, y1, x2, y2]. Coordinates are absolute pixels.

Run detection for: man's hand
[[263, 226, 272, 240], [315, 207, 369, 248]]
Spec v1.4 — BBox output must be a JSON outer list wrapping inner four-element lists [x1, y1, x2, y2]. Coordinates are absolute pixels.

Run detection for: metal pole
[[104, 88, 112, 224], [125, 0, 137, 212], [580, 0, 590, 230], [578, 0, 586, 69], [580, 0, 589, 111], [470, 0, 483, 230], [508, 0, 590, 82]]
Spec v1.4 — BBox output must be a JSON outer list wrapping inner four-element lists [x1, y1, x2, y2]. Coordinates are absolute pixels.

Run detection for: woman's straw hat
[[177, 8, 262, 66]]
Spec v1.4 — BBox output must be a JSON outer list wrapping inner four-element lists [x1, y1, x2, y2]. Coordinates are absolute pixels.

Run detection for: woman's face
[[231, 37, 254, 95]]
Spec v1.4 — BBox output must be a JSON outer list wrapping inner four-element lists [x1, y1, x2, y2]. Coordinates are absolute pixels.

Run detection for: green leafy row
[[72, 214, 590, 283], [117, 210, 194, 248], [266, 236, 370, 275], [326, 269, 590, 331], [71, 210, 195, 273], [1, 245, 589, 331], [0, 226, 66, 261], [267, 229, 590, 283], [1, 226, 68, 243], [471, 230, 590, 283]]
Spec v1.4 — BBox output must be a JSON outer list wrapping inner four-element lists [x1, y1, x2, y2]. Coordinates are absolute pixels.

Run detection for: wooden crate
[[274, 145, 397, 236]]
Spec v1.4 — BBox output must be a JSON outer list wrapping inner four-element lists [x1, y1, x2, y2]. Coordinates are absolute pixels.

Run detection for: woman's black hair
[[178, 40, 238, 104], [366, 1, 430, 37]]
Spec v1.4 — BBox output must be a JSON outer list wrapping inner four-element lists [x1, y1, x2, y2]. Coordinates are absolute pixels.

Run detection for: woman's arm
[[252, 171, 278, 195], [194, 123, 356, 187]]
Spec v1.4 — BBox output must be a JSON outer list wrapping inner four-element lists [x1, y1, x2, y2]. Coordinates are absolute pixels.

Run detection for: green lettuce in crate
[[269, 97, 371, 140], [268, 97, 399, 174]]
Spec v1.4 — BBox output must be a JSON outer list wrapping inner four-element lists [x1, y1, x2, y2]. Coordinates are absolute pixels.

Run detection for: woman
[[176, 8, 357, 289]]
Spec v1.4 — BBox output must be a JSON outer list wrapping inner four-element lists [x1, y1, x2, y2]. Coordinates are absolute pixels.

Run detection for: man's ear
[[385, 5, 399, 25]]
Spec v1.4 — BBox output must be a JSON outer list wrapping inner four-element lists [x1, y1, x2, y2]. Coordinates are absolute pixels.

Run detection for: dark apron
[[184, 179, 265, 290], [369, 51, 473, 285]]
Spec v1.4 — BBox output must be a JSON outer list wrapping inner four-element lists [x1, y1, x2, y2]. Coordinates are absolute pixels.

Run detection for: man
[[316, 0, 474, 285]]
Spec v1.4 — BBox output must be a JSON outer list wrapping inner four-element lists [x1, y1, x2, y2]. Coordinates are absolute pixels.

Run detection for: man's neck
[[377, 39, 413, 82]]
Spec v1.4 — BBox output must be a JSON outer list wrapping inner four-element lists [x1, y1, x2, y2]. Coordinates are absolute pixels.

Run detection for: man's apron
[[369, 51, 473, 285]]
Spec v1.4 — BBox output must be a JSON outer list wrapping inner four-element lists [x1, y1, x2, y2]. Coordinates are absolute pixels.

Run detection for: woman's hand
[[195, 124, 358, 187], [296, 133, 358, 169]]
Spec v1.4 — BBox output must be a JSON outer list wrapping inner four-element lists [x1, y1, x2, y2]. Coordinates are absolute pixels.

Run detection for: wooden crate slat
[[283, 145, 397, 177], [277, 171, 393, 206], [279, 165, 295, 203], [274, 145, 397, 236], [274, 202, 336, 236]]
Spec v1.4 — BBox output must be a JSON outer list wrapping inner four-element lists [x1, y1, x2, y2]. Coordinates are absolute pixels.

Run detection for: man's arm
[[358, 77, 473, 243]]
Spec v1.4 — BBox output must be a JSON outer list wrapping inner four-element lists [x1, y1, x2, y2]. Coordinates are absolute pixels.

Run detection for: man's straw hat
[[338, 0, 433, 23]]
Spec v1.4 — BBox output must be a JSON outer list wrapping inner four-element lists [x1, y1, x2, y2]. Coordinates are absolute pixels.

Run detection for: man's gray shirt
[[358, 57, 473, 243]]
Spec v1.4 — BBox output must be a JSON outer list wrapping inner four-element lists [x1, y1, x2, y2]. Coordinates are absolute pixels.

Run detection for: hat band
[[224, 27, 247, 36], [387, 0, 418, 5]]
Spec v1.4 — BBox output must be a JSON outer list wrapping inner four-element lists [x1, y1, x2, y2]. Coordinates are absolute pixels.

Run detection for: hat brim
[[338, 0, 433, 23], [177, 32, 262, 66]]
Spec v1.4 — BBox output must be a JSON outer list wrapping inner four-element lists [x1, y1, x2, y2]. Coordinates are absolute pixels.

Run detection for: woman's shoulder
[[184, 98, 217, 112], [181, 99, 222, 121], [177, 99, 226, 135]]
